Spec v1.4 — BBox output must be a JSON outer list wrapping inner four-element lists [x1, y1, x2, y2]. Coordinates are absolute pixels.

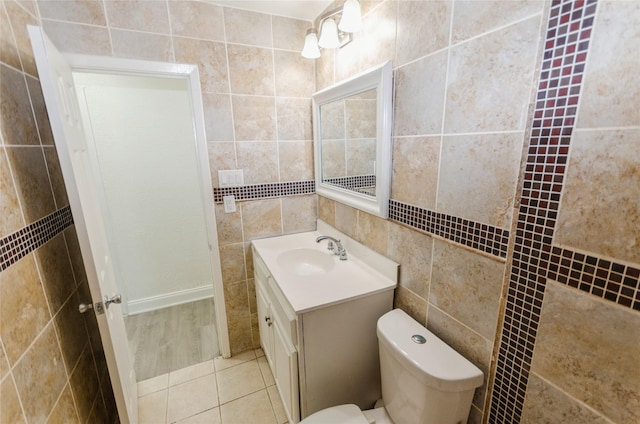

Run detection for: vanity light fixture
[[301, 0, 363, 59]]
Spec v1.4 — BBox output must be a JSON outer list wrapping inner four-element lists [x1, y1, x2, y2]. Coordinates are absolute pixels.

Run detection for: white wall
[[74, 73, 213, 313]]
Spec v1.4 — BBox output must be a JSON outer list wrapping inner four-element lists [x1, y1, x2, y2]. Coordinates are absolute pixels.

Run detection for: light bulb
[[339, 0, 363, 33], [318, 18, 340, 49], [301, 30, 321, 59]]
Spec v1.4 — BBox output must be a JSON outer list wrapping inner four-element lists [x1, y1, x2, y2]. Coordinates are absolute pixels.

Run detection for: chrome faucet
[[316, 235, 347, 260]]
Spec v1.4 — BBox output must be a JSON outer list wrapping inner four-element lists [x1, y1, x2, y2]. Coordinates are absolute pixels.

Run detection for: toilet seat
[[300, 404, 369, 424]]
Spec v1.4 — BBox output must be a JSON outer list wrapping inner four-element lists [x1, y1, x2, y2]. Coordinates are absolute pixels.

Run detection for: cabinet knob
[[265, 316, 272, 326]]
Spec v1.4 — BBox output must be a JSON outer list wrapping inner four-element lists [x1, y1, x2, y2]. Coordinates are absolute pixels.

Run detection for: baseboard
[[126, 285, 214, 315]]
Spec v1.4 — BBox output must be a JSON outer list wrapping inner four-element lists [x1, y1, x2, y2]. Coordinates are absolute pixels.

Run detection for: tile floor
[[137, 349, 288, 424]]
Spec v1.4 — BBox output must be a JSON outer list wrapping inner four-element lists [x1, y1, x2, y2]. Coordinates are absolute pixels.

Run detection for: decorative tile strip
[[0, 206, 74, 272], [489, 1, 598, 422], [213, 180, 315, 203], [388, 200, 509, 259], [324, 175, 375, 189], [547, 246, 640, 311]]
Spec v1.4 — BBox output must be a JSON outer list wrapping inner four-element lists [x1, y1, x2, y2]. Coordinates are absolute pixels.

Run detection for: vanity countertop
[[252, 228, 398, 314]]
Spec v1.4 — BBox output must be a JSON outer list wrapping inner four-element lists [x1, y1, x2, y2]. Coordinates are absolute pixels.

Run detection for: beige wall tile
[[1, 4, 22, 71], [0, 147, 24, 236], [43, 148, 67, 208], [227, 313, 253, 355], [220, 243, 247, 285], [334, 201, 357, 237], [203, 93, 234, 142], [0, 254, 51, 365], [174, 37, 228, 93], [315, 48, 335, 91], [111, 29, 173, 62], [445, 15, 540, 133], [236, 141, 278, 184], [0, 340, 8, 380], [169, 1, 224, 41], [437, 133, 522, 228], [63, 226, 86, 286], [232, 96, 276, 141], [272, 16, 309, 51], [5, 146, 56, 223], [1, 64, 39, 146], [105, 0, 170, 34], [345, 98, 375, 139], [35, 233, 76, 314], [0, 376, 26, 423], [278, 141, 313, 182], [555, 129, 640, 264], [575, 0, 640, 129], [38, 0, 107, 26], [387, 222, 432, 297], [274, 50, 315, 98], [215, 204, 243, 246], [227, 44, 275, 96], [207, 141, 237, 186], [47, 384, 81, 424], [25, 76, 54, 146], [393, 285, 426, 326], [317, 195, 335, 226], [276, 97, 312, 141], [319, 99, 344, 140], [391, 136, 440, 210], [395, 0, 451, 66], [241, 199, 282, 240], [393, 51, 447, 136], [224, 7, 272, 48], [41, 20, 111, 55], [357, 0, 396, 72], [430, 240, 505, 341], [17, 0, 37, 16], [531, 281, 640, 423], [13, 323, 67, 422], [521, 373, 611, 424], [355, 210, 388, 254], [346, 138, 375, 175], [244, 242, 254, 282], [282, 195, 317, 234], [321, 139, 346, 178], [451, 0, 543, 44], [69, 344, 100, 423], [467, 405, 483, 424], [53, 291, 87, 371], [4, 1, 38, 76], [427, 305, 492, 410]]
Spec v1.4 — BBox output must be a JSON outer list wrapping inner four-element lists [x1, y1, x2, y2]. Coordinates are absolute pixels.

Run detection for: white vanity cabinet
[[252, 241, 396, 423]]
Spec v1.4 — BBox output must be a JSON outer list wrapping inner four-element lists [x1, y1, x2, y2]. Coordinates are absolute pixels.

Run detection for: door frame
[[66, 53, 231, 358]]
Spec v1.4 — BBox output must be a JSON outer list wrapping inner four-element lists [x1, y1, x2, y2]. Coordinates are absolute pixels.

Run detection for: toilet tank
[[376, 309, 483, 424]]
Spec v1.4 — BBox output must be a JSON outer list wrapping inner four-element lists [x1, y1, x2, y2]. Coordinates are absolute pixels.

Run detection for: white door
[[28, 26, 138, 423]]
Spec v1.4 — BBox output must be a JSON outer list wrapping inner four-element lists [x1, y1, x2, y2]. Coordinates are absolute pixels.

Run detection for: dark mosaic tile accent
[[547, 247, 640, 311], [489, 1, 598, 422], [213, 180, 315, 203], [388, 199, 509, 259], [325, 175, 375, 188], [0, 206, 74, 272]]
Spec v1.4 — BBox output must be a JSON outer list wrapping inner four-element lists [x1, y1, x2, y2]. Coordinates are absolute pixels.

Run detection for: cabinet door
[[256, 284, 273, 363], [274, 321, 300, 423]]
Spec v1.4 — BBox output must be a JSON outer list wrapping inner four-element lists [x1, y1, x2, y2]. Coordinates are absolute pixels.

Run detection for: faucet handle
[[327, 240, 334, 251]]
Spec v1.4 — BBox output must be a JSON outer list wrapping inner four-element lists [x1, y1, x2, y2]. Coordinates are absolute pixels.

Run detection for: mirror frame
[[312, 61, 393, 218]]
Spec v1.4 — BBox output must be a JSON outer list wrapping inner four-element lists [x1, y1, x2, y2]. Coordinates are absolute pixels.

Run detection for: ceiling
[[212, 1, 333, 21]]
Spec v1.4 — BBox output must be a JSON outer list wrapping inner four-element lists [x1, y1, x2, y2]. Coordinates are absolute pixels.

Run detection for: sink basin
[[277, 248, 336, 276]]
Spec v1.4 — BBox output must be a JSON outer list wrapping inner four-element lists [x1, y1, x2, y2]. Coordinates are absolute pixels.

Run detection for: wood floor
[[124, 298, 220, 382]]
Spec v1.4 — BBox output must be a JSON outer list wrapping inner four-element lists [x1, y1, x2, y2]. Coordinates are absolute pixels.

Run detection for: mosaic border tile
[[0, 206, 74, 272], [213, 180, 315, 203], [388, 200, 510, 259], [489, 1, 598, 422]]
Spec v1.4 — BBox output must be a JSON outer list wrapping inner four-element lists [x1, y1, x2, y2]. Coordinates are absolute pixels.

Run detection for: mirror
[[313, 61, 393, 218]]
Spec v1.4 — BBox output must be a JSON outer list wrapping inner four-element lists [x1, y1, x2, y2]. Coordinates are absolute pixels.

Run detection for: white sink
[[252, 221, 398, 313], [277, 248, 336, 276]]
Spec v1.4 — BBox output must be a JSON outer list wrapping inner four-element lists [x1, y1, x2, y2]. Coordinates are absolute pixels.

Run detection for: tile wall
[[0, 1, 117, 422], [29, 0, 318, 356], [318, 0, 639, 423]]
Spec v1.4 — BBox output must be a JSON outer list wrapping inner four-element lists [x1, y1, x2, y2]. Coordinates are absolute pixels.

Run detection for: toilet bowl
[[300, 309, 483, 424]]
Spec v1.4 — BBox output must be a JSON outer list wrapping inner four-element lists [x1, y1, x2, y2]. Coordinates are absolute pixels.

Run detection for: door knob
[[104, 294, 122, 308], [78, 303, 93, 313]]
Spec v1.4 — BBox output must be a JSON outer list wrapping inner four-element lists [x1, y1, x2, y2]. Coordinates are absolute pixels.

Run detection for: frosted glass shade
[[301, 31, 321, 59], [318, 18, 340, 49], [339, 0, 363, 33]]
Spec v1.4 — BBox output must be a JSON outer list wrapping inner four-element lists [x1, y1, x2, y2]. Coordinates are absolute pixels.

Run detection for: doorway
[[72, 70, 226, 380]]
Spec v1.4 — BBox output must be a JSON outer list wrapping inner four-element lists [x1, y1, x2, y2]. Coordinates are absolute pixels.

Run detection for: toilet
[[300, 309, 484, 424]]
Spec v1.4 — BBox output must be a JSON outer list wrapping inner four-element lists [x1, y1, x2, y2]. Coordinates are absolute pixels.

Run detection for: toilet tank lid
[[377, 309, 484, 392]]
